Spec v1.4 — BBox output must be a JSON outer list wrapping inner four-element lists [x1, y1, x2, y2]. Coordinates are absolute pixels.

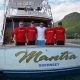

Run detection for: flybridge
[[6, 0, 52, 19], [8, 0, 44, 9], [7, 0, 44, 12]]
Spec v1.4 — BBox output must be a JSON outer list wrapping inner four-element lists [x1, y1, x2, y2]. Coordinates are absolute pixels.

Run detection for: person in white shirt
[[36, 22, 46, 45]]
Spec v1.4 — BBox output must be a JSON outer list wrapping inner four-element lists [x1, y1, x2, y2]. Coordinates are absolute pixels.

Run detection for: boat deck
[[0, 42, 80, 49]]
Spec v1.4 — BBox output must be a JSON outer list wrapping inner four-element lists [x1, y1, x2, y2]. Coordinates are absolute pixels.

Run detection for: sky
[[0, 0, 80, 22], [49, 0, 80, 22]]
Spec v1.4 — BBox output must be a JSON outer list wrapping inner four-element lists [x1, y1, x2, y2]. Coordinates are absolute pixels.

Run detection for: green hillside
[[60, 12, 80, 39]]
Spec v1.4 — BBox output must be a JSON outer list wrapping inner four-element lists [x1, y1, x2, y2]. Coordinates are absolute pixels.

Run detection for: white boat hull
[[0, 46, 80, 73]]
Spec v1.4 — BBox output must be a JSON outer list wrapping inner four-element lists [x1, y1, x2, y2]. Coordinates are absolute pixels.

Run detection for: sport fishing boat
[[0, 0, 80, 78]]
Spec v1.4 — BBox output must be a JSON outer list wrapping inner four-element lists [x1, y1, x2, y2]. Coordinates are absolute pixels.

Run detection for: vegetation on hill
[[56, 12, 80, 39]]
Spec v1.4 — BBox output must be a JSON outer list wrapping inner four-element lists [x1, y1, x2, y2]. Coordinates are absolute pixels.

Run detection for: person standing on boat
[[45, 24, 55, 45], [54, 22, 66, 45], [13, 21, 27, 46], [36, 22, 46, 45], [26, 22, 37, 45]]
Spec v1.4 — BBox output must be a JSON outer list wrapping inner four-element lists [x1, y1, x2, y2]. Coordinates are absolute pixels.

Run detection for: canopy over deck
[[6, 10, 52, 19]]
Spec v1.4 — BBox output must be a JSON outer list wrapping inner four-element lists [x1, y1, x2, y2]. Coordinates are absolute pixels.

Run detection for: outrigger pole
[[45, 0, 54, 27], [2, 0, 7, 44]]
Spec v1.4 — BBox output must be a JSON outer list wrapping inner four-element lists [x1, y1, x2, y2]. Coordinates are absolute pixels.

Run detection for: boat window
[[36, 7, 42, 11]]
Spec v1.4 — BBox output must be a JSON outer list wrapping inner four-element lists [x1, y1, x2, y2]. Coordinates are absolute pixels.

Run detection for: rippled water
[[0, 73, 80, 80]]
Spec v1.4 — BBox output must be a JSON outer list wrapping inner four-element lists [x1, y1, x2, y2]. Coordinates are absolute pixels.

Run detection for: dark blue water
[[0, 72, 80, 80]]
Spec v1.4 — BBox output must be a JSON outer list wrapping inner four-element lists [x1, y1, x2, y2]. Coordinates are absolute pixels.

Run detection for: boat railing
[[6, 10, 52, 19]]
